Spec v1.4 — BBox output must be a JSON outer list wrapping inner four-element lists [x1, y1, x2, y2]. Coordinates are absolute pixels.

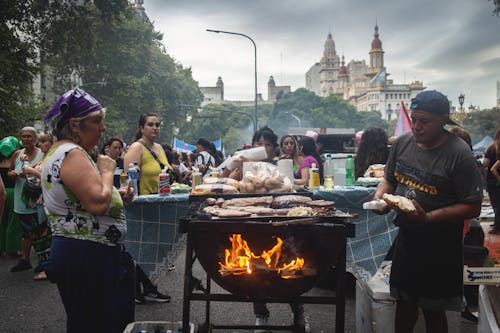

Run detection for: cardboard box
[[464, 265, 500, 285]]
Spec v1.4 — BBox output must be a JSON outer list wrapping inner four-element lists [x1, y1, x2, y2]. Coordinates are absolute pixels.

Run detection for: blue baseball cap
[[410, 90, 457, 125]]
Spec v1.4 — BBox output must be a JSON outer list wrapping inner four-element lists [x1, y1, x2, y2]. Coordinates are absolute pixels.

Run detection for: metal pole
[[207, 29, 258, 132], [290, 113, 301, 127]]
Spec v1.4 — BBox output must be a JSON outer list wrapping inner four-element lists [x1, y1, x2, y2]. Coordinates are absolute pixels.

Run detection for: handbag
[[22, 179, 42, 201]]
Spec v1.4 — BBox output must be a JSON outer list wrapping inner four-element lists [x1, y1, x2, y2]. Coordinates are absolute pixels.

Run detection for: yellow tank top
[[139, 145, 172, 195]]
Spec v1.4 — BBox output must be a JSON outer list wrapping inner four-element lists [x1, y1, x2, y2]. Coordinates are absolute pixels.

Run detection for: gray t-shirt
[[385, 131, 482, 299], [386, 131, 482, 216]]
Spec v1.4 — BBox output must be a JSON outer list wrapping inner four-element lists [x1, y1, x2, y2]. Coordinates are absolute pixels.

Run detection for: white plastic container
[[478, 285, 500, 333], [356, 261, 461, 333], [122, 321, 194, 333]]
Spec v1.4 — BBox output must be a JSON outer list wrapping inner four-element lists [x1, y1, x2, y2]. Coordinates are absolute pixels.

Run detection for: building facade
[[305, 25, 425, 121], [200, 76, 290, 106]]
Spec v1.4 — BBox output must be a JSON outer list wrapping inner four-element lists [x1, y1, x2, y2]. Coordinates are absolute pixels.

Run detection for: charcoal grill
[[181, 193, 355, 333]]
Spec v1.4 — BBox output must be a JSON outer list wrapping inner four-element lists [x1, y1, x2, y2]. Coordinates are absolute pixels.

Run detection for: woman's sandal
[[34, 271, 48, 281]]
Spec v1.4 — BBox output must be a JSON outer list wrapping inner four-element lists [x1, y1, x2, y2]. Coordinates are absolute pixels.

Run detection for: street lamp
[[207, 29, 258, 132], [458, 93, 465, 111], [452, 93, 469, 126]]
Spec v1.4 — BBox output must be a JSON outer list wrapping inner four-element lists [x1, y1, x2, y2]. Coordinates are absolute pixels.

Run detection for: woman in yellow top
[[124, 113, 172, 195]]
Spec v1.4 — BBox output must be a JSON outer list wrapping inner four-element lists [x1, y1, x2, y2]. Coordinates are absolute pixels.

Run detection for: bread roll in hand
[[382, 193, 416, 213]]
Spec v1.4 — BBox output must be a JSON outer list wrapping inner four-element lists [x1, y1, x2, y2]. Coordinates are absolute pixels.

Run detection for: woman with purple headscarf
[[42, 88, 134, 333]]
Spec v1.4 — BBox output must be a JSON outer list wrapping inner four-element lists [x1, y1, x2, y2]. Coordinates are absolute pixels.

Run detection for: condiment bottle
[[119, 171, 128, 189], [308, 163, 320, 190], [192, 168, 202, 186], [158, 167, 171, 196]]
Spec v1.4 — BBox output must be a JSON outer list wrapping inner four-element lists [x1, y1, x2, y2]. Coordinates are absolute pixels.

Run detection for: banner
[[173, 137, 196, 153], [394, 101, 411, 137]]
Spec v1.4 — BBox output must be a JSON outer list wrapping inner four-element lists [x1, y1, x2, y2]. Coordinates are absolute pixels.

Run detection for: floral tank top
[[41, 143, 126, 246]]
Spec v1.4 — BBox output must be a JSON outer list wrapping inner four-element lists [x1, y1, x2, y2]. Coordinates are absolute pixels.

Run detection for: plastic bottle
[[119, 171, 128, 189], [158, 167, 171, 196], [23, 160, 35, 182], [323, 154, 335, 189], [308, 163, 320, 190], [210, 167, 219, 178], [128, 162, 140, 197], [345, 155, 355, 187], [191, 168, 202, 187]]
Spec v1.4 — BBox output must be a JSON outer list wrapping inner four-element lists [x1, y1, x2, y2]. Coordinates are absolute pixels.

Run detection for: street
[[0, 237, 479, 332]]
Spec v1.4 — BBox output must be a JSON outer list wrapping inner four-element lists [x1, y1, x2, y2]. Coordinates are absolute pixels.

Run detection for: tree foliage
[[0, 1, 49, 136], [269, 89, 388, 138], [463, 108, 500, 144], [39, 1, 202, 144]]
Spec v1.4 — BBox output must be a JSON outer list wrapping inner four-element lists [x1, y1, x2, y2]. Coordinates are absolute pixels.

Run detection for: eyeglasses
[[146, 122, 161, 127]]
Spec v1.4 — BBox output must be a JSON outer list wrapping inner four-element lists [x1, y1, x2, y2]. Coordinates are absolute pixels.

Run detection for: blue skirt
[[49, 236, 135, 333]]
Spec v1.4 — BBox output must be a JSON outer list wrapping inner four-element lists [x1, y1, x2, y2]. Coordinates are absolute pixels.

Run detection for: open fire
[[218, 234, 308, 279]]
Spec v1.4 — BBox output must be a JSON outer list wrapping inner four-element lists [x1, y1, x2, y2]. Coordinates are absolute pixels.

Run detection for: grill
[[181, 193, 355, 333]]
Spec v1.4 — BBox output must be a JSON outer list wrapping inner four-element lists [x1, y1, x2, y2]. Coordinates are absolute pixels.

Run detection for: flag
[[173, 137, 196, 153], [394, 101, 411, 137], [370, 67, 386, 88], [213, 138, 222, 150]]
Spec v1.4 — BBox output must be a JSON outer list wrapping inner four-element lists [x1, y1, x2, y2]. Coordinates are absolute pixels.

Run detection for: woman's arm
[[482, 157, 491, 182], [294, 167, 310, 186], [7, 150, 21, 178], [22, 165, 41, 179], [123, 142, 143, 173], [60, 149, 115, 216], [491, 160, 500, 180]]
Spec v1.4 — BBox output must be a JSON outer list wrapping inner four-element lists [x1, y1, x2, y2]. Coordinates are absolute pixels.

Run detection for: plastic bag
[[239, 162, 292, 194]]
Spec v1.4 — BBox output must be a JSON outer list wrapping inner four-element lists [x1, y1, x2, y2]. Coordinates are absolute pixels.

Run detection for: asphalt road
[[0, 238, 478, 332]]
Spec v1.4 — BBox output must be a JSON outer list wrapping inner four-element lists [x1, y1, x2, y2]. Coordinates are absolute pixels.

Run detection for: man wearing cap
[[373, 90, 482, 332]]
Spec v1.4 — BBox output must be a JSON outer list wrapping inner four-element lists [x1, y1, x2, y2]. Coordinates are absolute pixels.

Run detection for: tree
[[464, 108, 500, 144], [39, 1, 202, 144], [0, 1, 50, 136]]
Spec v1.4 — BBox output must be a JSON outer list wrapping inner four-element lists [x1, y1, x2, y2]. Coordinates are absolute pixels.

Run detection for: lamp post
[[284, 112, 302, 127], [207, 29, 258, 132], [452, 93, 468, 126]]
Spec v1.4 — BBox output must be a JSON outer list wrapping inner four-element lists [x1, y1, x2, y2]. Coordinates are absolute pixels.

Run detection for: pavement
[[0, 235, 481, 332]]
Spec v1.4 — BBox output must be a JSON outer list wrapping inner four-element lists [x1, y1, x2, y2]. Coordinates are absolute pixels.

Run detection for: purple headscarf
[[44, 88, 103, 130]]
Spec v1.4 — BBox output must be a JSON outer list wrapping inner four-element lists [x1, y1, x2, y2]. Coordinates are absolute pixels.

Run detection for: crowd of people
[[0, 87, 499, 333]]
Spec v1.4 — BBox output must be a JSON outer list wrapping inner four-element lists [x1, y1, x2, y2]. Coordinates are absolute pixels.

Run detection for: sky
[[143, 0, 500, 109]]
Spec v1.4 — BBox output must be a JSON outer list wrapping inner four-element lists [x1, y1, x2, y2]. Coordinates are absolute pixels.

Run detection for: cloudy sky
[[143, 0, 500, 109]]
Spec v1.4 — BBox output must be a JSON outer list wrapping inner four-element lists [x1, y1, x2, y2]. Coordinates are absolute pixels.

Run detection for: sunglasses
[[146, 122, 161, 127]]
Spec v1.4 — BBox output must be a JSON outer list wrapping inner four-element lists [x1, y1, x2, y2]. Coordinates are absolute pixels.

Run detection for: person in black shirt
[[102, 137, 125, 188]]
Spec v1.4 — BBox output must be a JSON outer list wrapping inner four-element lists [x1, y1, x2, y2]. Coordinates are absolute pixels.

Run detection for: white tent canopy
[[472, 135, 493, 152]]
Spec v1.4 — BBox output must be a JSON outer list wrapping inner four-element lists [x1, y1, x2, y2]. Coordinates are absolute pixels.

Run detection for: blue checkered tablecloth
[[124, 194, 190, 276], [314, 187, 398, 281], [124, 188, 398, 281]]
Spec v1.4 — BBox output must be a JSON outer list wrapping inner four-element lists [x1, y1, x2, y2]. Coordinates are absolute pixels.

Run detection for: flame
[[218, 234, 305, 279]]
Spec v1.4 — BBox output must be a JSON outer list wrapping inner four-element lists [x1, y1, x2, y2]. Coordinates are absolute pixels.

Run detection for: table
[[314, 186, 398, 282], [124, 193, 190, 276]]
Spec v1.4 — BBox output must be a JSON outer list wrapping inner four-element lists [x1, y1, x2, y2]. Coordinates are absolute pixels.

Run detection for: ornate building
[[306, 25, 425, 121]]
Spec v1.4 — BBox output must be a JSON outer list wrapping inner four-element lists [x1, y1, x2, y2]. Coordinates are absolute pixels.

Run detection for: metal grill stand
[[182, 220, 350, 333]]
